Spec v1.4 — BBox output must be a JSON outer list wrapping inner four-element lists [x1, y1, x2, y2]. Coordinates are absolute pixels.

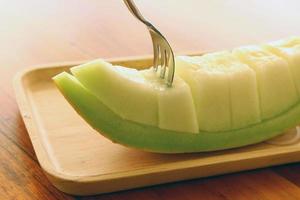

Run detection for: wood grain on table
[[2, 0, 300, 199]]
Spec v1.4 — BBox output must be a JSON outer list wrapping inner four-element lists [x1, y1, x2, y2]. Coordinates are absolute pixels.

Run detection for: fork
[[123, 0, 175, 87]]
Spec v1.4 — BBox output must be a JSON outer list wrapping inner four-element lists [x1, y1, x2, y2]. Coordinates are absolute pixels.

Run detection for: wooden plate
[[13, 55, 300, 196]]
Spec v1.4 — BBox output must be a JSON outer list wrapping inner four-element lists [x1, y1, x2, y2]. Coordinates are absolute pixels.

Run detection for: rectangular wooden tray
[[14, 55, 300, 196]]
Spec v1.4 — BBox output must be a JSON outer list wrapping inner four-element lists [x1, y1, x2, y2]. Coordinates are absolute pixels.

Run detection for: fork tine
[[124, 0, 175, 86], [160, 49, 167, 78], [166, 50, 175, 87], [153, 44, 159, 72]]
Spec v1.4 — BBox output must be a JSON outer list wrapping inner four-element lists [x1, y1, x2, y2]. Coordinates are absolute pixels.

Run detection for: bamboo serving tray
[[14, 55, 300, 196]]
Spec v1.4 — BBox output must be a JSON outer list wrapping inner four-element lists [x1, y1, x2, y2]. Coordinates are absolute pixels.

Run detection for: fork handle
[[123, 0, 148, 24]]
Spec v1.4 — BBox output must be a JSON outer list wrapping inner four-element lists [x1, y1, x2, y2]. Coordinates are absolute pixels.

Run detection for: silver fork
[[123, 0, 175, 87]]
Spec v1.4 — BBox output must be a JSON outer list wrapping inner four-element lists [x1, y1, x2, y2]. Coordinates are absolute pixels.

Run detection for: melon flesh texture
[[233, 46, 298, 119], [176, 51, 261, 131], [262, 36, 300, 95], [71, 59, 158, 126], [142, 69, 199, 133], [53, 72, 300, 153], [71, 60, 199, 133]]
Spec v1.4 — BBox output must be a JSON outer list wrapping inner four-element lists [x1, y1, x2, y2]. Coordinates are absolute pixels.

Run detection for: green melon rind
[[53, 72, 300, 153]]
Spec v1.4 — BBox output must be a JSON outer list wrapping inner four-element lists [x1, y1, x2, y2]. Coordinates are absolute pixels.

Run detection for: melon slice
[[71, 60, 198, 133], [53, 37, 300, 153], [233, 45, 298, 119], [262, 36, 300, 95], [176, 51, 261, 131], [53, 72, 300, 153]]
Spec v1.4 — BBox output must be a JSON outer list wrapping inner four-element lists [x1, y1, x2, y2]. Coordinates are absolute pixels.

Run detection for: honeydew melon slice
[[71, 60, 199, 133], [53, 72, 300, 153], [176, 51, 261, 131], [262, 36, 300, 95], [233, 46, 298, 119]]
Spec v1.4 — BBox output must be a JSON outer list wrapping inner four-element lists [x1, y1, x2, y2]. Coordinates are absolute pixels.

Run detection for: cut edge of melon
[[70, 60, 159, 127], [233, 45, 299, 120], [176, 54, 262, 131]]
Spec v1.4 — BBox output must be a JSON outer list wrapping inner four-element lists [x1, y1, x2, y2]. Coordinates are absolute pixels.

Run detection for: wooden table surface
[[2, 0, 300, 199]]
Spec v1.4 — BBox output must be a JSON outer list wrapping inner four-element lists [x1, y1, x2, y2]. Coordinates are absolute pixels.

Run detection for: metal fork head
[[123, 0, 175, 87]]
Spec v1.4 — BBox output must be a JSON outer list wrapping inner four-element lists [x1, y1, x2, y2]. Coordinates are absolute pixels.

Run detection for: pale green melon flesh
[[142, 69, 199, 133], [70, 59, 158, 127], [263, 36, 300, 95], [71, 60, 199, 133], [53, 72, 300, 153], [233, 46, 298, 120], [176, 52, 261, 131], [176, 55, 231, 131], [228, 66, 261, 128]]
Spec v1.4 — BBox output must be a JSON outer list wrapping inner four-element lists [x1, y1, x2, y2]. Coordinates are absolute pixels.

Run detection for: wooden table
[[2, 0, 300, 199]]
